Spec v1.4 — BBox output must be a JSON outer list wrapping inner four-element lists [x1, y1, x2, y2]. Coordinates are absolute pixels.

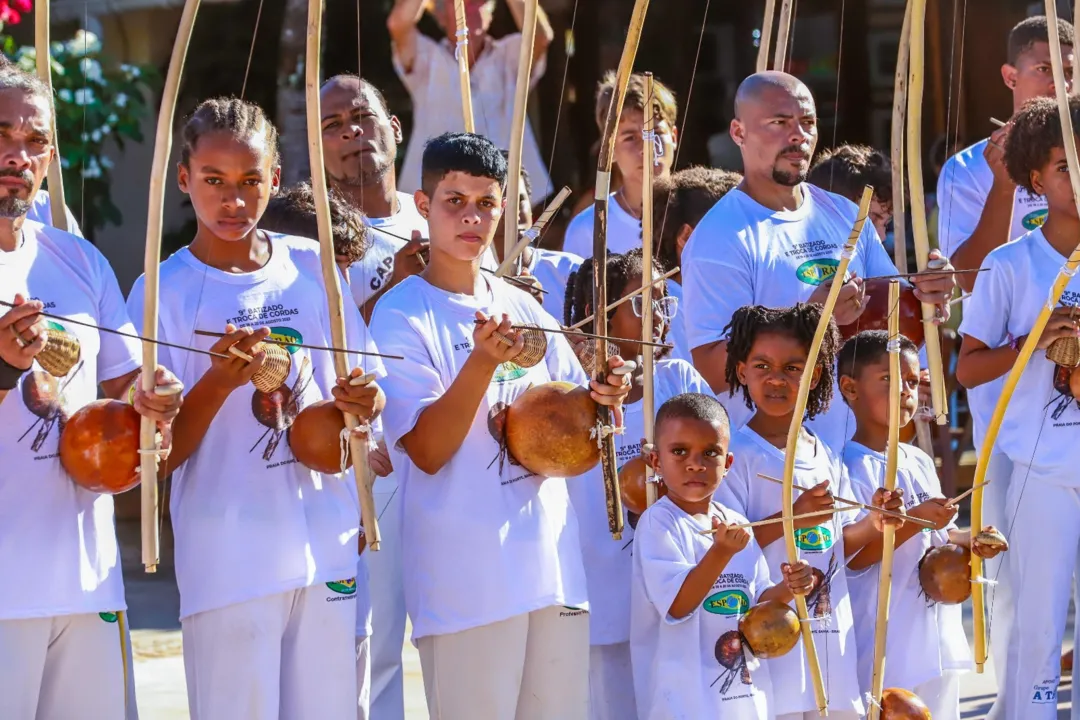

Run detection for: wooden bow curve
[[34, 1, 69, 233]]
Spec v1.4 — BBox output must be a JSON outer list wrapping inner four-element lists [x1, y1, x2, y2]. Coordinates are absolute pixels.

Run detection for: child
[[262, 180, 371, 277], [370, 132, 631, 720], [715, 304, 900, 720], [630, 393, 816, 719], [562, 72, 678, 259], [807, 144, 893, 242], [126, 97, 385, 719], [562, 249, 710, 720], [652, 166, 742, 362], [957, 93, 1080, 720], [840, 330, 1005, 719]]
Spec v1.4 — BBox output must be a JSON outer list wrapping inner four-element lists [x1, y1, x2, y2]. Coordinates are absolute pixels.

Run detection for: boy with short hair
[[370, 132, 631, 720], [562, 72, 679, 259]]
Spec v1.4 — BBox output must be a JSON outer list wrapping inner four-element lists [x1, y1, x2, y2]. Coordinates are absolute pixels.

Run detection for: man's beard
[[771, 166, 807, 187], [332, 156, 391, 188], [0, 195, 31, 219]]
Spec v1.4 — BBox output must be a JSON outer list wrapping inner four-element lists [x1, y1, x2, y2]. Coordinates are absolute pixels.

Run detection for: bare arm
[[504, 0, 554, 64], [668, 544, 737, 620], [99, 369, 140, 401], [956, 335, 1018, 389], [949, 182, 1016, 293], [691, 340, 729, 394], [387, 0, 426, 73]]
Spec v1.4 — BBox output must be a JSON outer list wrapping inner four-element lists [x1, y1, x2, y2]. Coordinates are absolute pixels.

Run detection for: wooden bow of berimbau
[[503, 0, 539, 263], [33, 1, 69, 233], [640, 73, 658, 508], [454, 0, 475, 133], [591, 0, 651, 541], [306, 0, 380, 551]]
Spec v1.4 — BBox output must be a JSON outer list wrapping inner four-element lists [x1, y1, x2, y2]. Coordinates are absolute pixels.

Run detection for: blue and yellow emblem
[[268, 326, 303, 354], [326, 578, 357, 595], [703, 589, 750, 616], [794, 525, 833, 551], [795, 258, 840, 286]]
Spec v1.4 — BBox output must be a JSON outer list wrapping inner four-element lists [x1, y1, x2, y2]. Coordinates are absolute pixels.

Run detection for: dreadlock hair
[[1008, 15, 1074, 66], [723, 303, 841, 420], [808, 144, 893, 207], [564, 248, 671, 358], [836, 330, 919, 406], [656, 392, 731, 441], [261, 182, 370, 266], [180, 97, 280, 168], [1005, 95, 1080, 195], [421, 132, 507, 197], [652, 167, 741, 272]]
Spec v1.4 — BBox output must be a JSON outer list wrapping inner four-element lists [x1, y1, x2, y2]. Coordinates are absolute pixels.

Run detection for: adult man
[[683, 71, 954, 448], [936, 16, 1075, 717], [0, 66, 182, 720], [387, 0, 554, 205]]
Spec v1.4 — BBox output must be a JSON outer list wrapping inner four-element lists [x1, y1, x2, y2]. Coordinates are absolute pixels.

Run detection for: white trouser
[[980, 453, 1013, 720], [588, 642, 636, 720], [776, 712, 859, 720], [0, 610, 135, 720], [356, 635, 371, 720], [181, 583, 356, 720], [913, 670, 962, 720], [1002, 471, 1080, 720], [365, 479, 406, 720], [417, 605, 590, 720]]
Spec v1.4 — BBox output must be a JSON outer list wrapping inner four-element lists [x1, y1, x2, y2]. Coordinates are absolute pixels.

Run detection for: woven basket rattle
[[251, 342, 292, 393], [1047, 305, 1080, 368], [492, 324, 548, 368], [37, 328, 82, 377], [573, 337, 619, 377]]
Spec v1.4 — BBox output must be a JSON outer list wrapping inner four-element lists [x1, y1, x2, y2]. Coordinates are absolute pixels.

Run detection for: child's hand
[[331, 368, 381, 423], [1034, 305, 1080, 350], [869, 487, 906, 533], [781, 560, 815, 597], [203, 324, 271, 392], [972, 525, 1009, 559], [590, 355, 633, 425], [792, 480, 835, 528], [710, 517, 751, 555], [472, 312, 524, 367], [909, 497, 958, 531]]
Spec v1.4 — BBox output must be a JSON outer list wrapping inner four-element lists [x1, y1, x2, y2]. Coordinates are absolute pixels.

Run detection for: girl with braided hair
[[126, 97, 386, 718]]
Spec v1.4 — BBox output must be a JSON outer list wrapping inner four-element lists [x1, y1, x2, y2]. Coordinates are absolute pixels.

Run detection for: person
[[652, 166, 742, 363], [839, 330, 1007, 720], [370, 132, 631, 720], [807, 144, 893, 241], [562, 249, 710, 720], [681, 71, 955, 449], [387, 0, 554, 205], [956, 93, 1080, 720], [127, 97, 386, 720], [0, 66, 183, 720], [937, 18, 1075, 700], [629, 393, 816, 719], [562, 72, 678, 259], [495, 151, 582, 319], [714, 303, 902, 720]]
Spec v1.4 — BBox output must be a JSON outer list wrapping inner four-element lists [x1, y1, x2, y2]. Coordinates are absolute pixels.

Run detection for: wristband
[[1008, 334, 1026, 352], [0, 356, 27, 391]]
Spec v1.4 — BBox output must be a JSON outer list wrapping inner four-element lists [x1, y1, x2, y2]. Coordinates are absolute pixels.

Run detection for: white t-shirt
[[666, 279, 691, 364], [0, 221, 140, 620], [127, 234, 385, 619], [370, 274, 588, 640], [937, 138, 1041, 447], [27, 190, 83, 237], [568, 358, 711, 646], [394, 33, 552, 205], [348, 191, 428, 309], [523, 247, 582, 322], [959, 228, 1080, 485], [682, 184, 897, 451], [715, 426, 863, 716], [843, 442, 969, 693], [630, 496, 774, 720], [561, 193, 641, 260]]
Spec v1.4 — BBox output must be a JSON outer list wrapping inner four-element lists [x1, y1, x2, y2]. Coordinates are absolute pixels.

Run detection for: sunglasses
[[630, 295, 678, 322]]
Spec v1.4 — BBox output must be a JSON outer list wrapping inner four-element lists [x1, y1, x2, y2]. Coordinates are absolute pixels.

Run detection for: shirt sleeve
[[635, 510, 696, 625], [93, 247, 141, 383], [497, 33, 547, 88], [682, 222, 755, 352], [860, 221, 899, 279], [750, 541, 775, 602], [560, 210, 593, 260], [125, 275, 177, 386], [66, 206, 84, 239], [958, 253, 1009, 347], [936, 157, 983, 258], [392, 32, 435, 94], [714, 452, 752, 517]]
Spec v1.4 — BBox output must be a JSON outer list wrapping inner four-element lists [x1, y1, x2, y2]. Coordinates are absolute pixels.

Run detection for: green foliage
[[5, 30, 159, 236]]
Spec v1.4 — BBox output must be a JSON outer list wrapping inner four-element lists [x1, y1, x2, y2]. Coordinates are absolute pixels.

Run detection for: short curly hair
[[261, 182, 370, 266], [809, 144, 892, 207], [1004, 94, 1080, 194], [652, 167, 741, 273]]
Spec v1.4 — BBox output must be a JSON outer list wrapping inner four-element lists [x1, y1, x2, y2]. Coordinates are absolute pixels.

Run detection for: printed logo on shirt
[[250, 355, 314, 467], [1022, 208, 1049, 230], [559, 606, 588, 618], [326, 578, 357, 595], [491, 361, 528, 383], [19, 363, 78, 461], [1032, 678, 1059, 704], [99, 612, 119, 623], [713, 631, 754, 697], [225, 304, 300, 327], [267, 326, 303, 354], [795, 258, 840, 286], [703, 589, 750, 616], [794, 525, 833, 551]]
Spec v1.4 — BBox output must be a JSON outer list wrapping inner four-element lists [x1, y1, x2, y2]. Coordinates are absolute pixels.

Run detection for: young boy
[[562, 72, 679, 259], [807, 144, 893, 242], [370, 132, 631, 720], [630, 393, 815, 719], [957, 93, 1080, 720], [839, 330, 1005, 720], [652, 166, 741, 363]]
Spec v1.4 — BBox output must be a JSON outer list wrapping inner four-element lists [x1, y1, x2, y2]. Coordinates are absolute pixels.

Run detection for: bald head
[[729, 71, 818, 191], [734, 72, 812, 119]]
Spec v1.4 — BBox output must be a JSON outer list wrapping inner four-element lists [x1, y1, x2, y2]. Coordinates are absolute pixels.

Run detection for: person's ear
[[270, 165, 282, 195], [675, 224, 693, 255], [390, 115, 404, 145], [730, 118, 745, 148], [415, 189, 430, 219], [1001, 63, 1018, 91], [838, 374, 859, 404], [177, 162, 190, 194]]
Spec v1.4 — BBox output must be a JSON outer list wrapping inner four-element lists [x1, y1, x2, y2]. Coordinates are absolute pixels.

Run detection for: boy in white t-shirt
[[838, 330, 1007, 719], [0, 67, 183, 720], [957, 94, 1080, 720], [562, 72, 679, 259], [127, 97, 386, 720], [807, 144, 893, 242], [371, 132, 631, 720], [631, 392, 816, 720]]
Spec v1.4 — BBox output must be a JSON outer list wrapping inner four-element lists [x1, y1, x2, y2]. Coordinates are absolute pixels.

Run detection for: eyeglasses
[[630, 295, 678, 322]]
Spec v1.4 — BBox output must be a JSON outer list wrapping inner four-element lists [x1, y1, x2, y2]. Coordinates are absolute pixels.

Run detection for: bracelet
[[0, 355, 27, 391], [1007, 333, 1026, 352]]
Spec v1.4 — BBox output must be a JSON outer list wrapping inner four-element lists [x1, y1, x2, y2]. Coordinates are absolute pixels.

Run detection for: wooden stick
[[568, 268, 679, 330], [35, 1, 69, 234], [496, 186, 572, 276], [138, 0, 201, 574], [503, 0, 539, 262], [642, 73, 659, 508], [945, 481, 988, 508], [453, 0, 475, 133], [772, 0, 794, 71], [474, 320, 672, 350], [307, 0, 380, 551], [755, 473, 937, 529], [481, 267, 550, 294], [864, 267, 986, 282], [756, 0, 777, 73], [699, 507, 846, 534], [890, 0, 912, 274], [990, 117, 1006, 128], [193, 329, 404, 359]]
